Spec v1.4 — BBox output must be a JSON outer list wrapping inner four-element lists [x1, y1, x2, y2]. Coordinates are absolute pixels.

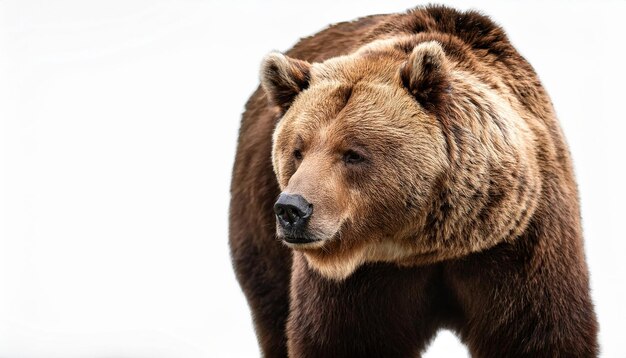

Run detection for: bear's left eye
[[343, 150, 365, 165]]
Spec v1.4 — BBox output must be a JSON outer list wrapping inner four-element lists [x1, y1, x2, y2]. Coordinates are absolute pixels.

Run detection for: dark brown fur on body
[[229, 5, 598, 357]]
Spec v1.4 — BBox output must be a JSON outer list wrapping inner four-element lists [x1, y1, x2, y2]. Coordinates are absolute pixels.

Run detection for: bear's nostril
[[289, 209, 299, 222], [282, 208, 298, 225]]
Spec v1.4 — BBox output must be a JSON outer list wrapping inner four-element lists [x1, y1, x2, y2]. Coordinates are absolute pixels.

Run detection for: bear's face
[[260, 39, 540, 279], [273, 67, 447, 248]]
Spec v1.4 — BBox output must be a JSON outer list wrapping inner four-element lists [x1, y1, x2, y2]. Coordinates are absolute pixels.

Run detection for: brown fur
[[230, 5, 598, 357]]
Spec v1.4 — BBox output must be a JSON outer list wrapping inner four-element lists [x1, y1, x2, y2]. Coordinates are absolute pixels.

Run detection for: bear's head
[[260, 37, 541, 280]]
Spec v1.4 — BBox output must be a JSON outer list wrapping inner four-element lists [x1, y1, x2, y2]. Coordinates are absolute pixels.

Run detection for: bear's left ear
[[400, 41, 450, 112], [260, 52, 311, 112]]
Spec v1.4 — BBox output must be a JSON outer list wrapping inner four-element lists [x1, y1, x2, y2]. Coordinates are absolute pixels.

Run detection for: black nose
[[274, 193, 313, 232]]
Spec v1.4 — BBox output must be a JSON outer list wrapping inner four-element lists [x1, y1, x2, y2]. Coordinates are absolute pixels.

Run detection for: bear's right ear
[[260, 52, 311, 112], [400, 41, 450, 112]]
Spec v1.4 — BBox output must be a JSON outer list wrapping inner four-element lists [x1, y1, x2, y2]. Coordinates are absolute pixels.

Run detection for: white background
[[1, 1, 624, 357]]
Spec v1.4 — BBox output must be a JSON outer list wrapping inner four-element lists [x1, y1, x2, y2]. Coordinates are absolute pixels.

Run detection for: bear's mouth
[[276, 220, 342, 250], [279, 231, 328, 249], [283, 235, 318, 244]]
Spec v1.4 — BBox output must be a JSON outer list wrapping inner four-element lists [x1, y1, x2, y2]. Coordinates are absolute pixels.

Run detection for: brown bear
[[229, 5, 598, 357]]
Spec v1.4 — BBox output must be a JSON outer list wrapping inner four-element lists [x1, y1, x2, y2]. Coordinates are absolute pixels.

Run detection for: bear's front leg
[[286, 253, 445, 358], [446, 219, 599, 358]]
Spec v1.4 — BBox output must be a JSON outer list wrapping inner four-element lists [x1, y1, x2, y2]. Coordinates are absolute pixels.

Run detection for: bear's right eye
[[293, 149, 303, 160], [343, 150, 365, 165]]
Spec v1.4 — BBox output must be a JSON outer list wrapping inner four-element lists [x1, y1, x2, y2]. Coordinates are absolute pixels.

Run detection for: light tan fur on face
[[265, 36, 541, 280]]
